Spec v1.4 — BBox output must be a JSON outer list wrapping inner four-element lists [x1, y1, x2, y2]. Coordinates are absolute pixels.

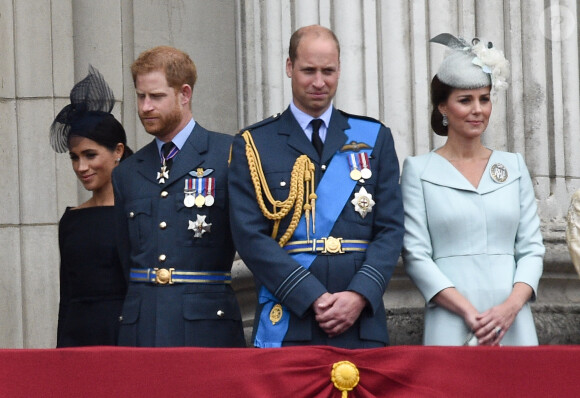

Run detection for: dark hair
[[51, 65, 132, 158], [68, 111, 133, 160], [430, 75, 454, 136], [288, 25, 340, 64]]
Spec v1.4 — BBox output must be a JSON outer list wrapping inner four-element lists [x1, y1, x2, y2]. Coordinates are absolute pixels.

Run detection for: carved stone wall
[[233, 0, 580, 345], [1, 0, 578, 348], [0, 0, 238, 348]]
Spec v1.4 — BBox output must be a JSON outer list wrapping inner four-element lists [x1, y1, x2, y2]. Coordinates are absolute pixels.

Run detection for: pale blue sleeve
[[401, 156, 454, 303], [513, 153, 545, 299]]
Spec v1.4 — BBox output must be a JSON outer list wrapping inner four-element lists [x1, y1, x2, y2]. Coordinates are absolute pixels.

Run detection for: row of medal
[[346, 151, 375, 218], [347, 152, 372, 181], [184, 177, 215, 208]]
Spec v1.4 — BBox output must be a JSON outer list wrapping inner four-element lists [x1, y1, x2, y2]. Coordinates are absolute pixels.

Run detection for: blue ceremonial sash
[[254, 118, 381, 347]]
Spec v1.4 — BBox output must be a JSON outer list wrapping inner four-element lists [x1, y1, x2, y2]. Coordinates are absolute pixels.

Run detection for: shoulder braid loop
[[242, 130, 317, 246]]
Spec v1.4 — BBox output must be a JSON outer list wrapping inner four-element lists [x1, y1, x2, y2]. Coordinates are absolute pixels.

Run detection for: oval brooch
[[490, 163, 508, 183]]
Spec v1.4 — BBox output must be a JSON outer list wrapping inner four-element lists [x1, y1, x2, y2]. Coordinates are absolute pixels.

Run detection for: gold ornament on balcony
[[331, 360, 360, 398]]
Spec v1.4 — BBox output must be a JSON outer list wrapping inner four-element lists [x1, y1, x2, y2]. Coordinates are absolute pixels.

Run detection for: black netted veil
[[50, 65, 127, 153]]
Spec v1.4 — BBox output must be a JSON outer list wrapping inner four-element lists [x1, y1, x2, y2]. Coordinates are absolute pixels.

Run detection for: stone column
[[0, 0, 76, 348], [0, 0, 239, 348], [236, 0, 580, 344], [1, 0, 579, 348]]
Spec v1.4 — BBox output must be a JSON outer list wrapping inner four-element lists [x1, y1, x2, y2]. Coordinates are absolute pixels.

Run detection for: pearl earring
[[442, 114, 448, 127]]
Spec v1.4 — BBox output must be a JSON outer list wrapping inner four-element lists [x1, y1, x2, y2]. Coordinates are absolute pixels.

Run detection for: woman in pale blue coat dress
[[401, 34, 544, 346]]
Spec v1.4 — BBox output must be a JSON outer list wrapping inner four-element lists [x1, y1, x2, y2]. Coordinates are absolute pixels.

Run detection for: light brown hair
[[131, 46, 197, 91], [288, 25, 340, 64]]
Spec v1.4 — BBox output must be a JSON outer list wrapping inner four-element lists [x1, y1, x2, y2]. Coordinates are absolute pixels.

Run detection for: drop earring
[[442, 114, 448, 127]]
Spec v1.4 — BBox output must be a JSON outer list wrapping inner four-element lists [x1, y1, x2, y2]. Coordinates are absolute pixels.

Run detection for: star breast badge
[[351, 187, 375, 218], [188, 214, 212, 238]]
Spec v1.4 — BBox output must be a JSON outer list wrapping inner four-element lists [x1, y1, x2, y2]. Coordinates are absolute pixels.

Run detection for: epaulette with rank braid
[[338, 110, 386, 128], [239, 113, 282, 133]]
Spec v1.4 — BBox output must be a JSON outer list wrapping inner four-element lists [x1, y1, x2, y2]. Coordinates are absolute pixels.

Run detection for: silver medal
[[184, 194, 195, 208], [184, 179, 195, 207], [360, 152, 372, 180], [205, 195, 215, 207], [361, 168, 372, 180]]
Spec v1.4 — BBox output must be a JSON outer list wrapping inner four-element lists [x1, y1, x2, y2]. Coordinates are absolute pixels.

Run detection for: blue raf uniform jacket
[[228, 107, 404, 348], [112, 123, 245, 347]]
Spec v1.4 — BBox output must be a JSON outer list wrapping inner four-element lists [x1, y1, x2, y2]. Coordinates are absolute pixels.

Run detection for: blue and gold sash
[[254, 118, 380, 347]]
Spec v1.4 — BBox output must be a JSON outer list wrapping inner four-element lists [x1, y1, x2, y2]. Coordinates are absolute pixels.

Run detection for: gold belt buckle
[[154, 268, 175, 284], [321, 236, 344, 254]]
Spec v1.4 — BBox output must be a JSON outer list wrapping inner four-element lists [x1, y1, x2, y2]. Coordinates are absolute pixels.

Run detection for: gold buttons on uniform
[[217, 310, 225, 317], [158, 254, 167, 262], [161, 191, 169, 198], [159, 221, 167, 229]]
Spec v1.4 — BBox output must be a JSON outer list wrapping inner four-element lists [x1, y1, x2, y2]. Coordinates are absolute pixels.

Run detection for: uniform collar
[[289, 101, 332, 131], [155, 118, 196, 156]]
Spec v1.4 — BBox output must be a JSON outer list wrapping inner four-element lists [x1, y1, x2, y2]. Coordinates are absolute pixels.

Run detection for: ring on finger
[[495, 326, 502, 337]]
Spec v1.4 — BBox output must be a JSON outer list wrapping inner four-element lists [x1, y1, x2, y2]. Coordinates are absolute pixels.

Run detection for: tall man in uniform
[[229, 25, 404, 348], [113, 46, 245, 347]]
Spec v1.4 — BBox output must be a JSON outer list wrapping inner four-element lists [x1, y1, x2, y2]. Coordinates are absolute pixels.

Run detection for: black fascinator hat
[[50, 65, 131, 158]]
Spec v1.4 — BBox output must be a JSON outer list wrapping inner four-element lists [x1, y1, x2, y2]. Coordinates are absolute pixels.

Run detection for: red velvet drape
[[1, 345, 577, 397]]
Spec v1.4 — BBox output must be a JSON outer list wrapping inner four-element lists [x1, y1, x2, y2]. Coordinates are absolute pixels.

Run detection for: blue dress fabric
[[401, 150, 544, 346], [57, 206, 127, 347]]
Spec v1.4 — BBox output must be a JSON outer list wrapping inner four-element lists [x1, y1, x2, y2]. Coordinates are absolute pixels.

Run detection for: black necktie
[[161, 141, 178, 170], [310, 119, 324, 157]]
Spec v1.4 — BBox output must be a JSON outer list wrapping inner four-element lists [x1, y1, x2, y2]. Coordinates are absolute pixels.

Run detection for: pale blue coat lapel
[[421, 151, 522, 194], [477, 151, 521, 194]]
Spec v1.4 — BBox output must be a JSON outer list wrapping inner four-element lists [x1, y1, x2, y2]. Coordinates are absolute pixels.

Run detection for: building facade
[[1, 0, 578, 347]]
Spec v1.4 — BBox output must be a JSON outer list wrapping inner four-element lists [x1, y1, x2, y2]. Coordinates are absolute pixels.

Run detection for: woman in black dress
[[50, 66, 132, 347]]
